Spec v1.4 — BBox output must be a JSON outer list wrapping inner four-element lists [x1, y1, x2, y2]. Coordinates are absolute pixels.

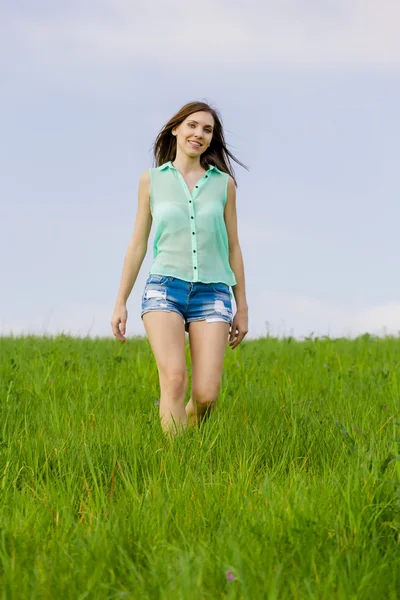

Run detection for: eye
[[188, 123, 195, 127]]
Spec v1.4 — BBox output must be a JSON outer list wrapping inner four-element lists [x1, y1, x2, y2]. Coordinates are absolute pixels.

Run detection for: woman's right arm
[[111, 170, 152, 341]]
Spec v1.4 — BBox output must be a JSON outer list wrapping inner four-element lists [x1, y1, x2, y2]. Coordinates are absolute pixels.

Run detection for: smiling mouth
[[188, 140, 201, 148]]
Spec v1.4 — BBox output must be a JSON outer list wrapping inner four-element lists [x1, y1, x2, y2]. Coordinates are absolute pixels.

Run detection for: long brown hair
[[152, 100, 248, 187]]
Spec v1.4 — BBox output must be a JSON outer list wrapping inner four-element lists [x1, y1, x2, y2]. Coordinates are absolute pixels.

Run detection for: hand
[[229, 309, 248, 349], [111, 305, 128, 342]]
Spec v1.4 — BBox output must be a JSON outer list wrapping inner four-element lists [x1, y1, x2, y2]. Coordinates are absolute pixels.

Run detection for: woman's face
[[172, 111, 215, 159]]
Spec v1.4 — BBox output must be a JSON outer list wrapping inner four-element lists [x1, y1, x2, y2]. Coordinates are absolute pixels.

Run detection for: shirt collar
[[158, 161, 222, 174]]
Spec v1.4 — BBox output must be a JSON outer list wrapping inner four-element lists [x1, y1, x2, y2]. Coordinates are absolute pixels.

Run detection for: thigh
[[188, 320, 230, 396], [142, 311, 187, 379], [186, 282, 233, 331], [141, 274, 187, 322]]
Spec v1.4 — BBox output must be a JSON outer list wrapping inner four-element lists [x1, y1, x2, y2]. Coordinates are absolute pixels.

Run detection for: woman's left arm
[[224, 176, 249, 349]]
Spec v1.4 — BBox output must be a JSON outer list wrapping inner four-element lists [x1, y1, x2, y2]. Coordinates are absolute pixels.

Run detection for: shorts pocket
[[147, 274, 174, 285], [211, 282, 230, 294]]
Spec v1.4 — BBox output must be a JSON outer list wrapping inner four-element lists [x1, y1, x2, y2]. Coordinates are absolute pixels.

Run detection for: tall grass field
[[0, 333, 399, 599]]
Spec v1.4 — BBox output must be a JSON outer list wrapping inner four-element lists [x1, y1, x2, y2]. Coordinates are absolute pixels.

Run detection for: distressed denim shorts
[[141, 274, 234, 333]]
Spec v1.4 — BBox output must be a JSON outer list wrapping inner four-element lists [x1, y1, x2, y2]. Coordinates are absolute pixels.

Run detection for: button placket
[[173, 170, 199, 282], [172, 167, 212, 283], [190, 184, 199, 281]]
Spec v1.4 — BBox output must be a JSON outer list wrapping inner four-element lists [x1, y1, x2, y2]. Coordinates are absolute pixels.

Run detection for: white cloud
[[250, 289, 348, 338], [349, 301, 400, 337], [3, 0, 400, 73], [0, 300, 143, 339], [2, 289, 399, 341], [247, 289, 400, 340]]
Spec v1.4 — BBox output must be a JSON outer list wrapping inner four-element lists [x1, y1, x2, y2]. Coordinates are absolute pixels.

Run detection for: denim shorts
[[141, 274, 234, 333]]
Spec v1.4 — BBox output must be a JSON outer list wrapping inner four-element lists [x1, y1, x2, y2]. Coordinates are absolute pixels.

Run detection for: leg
[[185, 320, 230, 426], [142, 311, 188, 436]]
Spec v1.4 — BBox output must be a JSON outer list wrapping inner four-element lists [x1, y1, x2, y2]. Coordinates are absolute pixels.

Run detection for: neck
[[172, 151, 205, 175]]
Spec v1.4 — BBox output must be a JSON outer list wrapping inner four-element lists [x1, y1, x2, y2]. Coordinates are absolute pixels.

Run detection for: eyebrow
[[188, 120, 214, 130]]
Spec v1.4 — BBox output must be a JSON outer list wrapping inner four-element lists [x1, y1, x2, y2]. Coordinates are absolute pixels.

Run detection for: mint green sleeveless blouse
[[148, 161, 237, 286]]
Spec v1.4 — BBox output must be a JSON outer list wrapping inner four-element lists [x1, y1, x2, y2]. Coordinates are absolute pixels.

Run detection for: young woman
[[111, 100, 248, 435]]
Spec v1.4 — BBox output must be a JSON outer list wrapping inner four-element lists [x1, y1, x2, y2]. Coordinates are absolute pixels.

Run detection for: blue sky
[[1, 1, 399, 339]]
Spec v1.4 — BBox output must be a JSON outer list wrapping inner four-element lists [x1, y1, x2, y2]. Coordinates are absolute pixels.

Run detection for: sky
[[1, 0, 399, 340]]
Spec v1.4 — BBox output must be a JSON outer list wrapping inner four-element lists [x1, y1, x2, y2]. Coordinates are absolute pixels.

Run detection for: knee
[[192, 383, 220, 411], [160, 370, 188, 398]]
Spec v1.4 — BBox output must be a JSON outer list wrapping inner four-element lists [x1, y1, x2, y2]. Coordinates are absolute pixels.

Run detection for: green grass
[[0, 333, 399, 599]]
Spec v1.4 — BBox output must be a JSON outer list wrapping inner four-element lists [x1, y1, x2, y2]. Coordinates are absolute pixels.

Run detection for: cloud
[[2, 289, 399, 341], [281, 296, 400, 338], [349, 302, 400, 336], [0, 300, 139, 339], [247, 289, 400, 340], [2, 0, 400, 75]]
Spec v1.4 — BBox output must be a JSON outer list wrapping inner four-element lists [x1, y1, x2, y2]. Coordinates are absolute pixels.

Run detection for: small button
[[192, 232, 195, 235], [191, 216, 194, 219], [195, 185, 199, 188], [193, 250, 196, 253], [205, 175, 208, 178], [189, 200, 192, 203], [194, 266, 197, 269]]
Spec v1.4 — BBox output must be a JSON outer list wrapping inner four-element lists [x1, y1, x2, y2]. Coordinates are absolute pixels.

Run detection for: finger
[[111, 321, 125, 342], [230, 332, 244, 349], [229, 329, 238, 345], [121, 320, 127, 335], [118, 324, 126, 341]]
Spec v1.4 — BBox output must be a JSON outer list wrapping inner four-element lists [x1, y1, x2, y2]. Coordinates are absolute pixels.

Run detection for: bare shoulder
[[137, 169, 151, 206], [138, 169, 151, 187], [129, 169, 153, 247], [137, 169, 151, 208], [227, 174, 236, 189], [224, 174, 239, 248], [226, 174, 237, 205]]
